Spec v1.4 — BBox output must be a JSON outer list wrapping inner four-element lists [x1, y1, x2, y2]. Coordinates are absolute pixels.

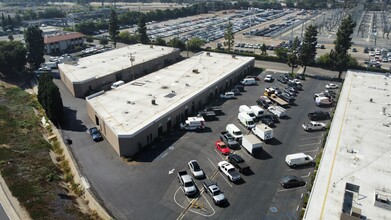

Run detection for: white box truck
[[180, 117, 205, 131], [285, 153, 314, 167], [241, 134, 262, 155], [267, 106, 287, 118], [239, 105, 256, 120], [252, 123, 273, 142], [238, 112, 255, 129], [250, 105, 264, 118]]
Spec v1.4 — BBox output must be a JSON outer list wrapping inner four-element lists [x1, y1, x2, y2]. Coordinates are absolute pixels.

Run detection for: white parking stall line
[[301, 134, 323, 140], [296, 205, 300, 211], [277, 184, 307, 192], [301, 172, 311, 178], [301, 193, 304, 198], [214, 149, 226, 160], [302, 147, 320, 153], [219, 172, 233, 188], [298, 140, 322, 147], [207, 157, 217, 169]]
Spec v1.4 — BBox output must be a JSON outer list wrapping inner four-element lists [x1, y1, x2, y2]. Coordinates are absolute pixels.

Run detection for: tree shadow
[[60, 106, 87, 132]]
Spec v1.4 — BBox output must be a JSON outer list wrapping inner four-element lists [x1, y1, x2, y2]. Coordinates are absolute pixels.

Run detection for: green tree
[[137, 14, 149, 44], [38, 73, 64, 125], [224, 21, 234, 52], [1, 13, 6, 31], [85, 35, 94, 43], [118, 31, 138, 44], [99, 37, 108, 46], [187, 37, 204, 51], [108, 9, 119, 48], [274, 47, 288, 61], [169, 37, 186, 51], [287, 51, 298, 74], [330, 15, 356, 78], [298, 25, 318, 74], [292, 36, 300, 51], [7, 15, 14, 31], [0, 41, 27, 75], [154, 37, 167, 46], [260, 43, 267, 55], [24, 26, 45, 69]]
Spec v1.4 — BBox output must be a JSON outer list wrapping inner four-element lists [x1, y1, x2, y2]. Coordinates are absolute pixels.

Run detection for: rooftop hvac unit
[[206, 52, 210, 56], [192, 69, 199, 73], [232, 55, 236, 59], [151, 99, 156, 105], [150, 45, 153, 48]]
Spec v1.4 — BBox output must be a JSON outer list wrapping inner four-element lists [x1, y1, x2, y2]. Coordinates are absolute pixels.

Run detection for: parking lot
[[54, 61, 339, 219]]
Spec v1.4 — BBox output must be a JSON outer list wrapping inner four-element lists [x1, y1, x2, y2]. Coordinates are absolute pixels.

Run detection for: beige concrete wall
[[59, 68, 76, 97]]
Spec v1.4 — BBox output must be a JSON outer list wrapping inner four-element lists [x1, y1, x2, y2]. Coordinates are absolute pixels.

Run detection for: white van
[[111, 80, 125, 89], [239, 105, 256, 120], [285, 153, 314, 167], [238, 112, 255, 129], [240, 78, 256, 85], [250, 105, 264, 118], [226, 124, 243, 140], [180, 117, 205, 131]]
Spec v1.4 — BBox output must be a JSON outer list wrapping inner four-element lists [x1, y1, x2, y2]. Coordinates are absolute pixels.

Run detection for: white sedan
[[264, 75, 273, 82], [188, 160, 205, 179], [325, 83, 338, 89]]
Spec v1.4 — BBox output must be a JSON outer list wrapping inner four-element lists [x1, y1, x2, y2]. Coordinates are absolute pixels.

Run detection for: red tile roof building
[[44, 32, 85, 55]]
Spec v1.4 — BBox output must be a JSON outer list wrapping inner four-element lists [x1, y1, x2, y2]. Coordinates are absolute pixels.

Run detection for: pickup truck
[[227, 154, 250, 173], [204, 106, 223, 115], [197, 110, 216, 121], [217, 161, 241, 182], [202, 180, 226, 205], [219, 131, 240, 149], [177, 171, 197, 196], [268, 106, 287, 118], [302, 121, 326, 131]]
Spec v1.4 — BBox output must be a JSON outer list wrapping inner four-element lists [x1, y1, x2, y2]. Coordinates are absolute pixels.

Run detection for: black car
[[256, 99, 269, 108], [260, 117, 275, 127], [279, 175, 305, 188], [308, 111, 330, 120], [234, 85, 244, 92], [231, 88, 240, 95], [277, 76, 288, 84], [263, 113, 279, 123], [364, 47, 369, 53], [89, 127, 103, 142], [227, 154, 250, 173]]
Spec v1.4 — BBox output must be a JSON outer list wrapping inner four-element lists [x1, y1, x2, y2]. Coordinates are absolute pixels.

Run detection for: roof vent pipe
[[152, 99, 156, 105]]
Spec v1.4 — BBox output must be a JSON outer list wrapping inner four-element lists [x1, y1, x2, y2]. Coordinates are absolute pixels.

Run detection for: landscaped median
[[0, 82, 111, 219]]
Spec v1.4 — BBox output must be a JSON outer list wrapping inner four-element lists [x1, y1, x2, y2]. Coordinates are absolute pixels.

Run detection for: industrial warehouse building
[[86, 52, 255, 156], [59, 44, 181, 98]]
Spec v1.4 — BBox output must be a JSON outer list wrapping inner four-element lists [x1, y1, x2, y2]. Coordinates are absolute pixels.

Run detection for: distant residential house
[[44, 32, 84, 55]]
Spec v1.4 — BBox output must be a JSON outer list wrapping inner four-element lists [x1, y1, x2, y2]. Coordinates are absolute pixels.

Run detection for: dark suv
[[308, 111, 330, 121], [89, 127, 103, 142], [227, 154, 250, 173]]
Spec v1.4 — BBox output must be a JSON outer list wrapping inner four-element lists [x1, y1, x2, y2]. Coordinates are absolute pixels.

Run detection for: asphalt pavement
[[0, 203, 10, 220], [54, 57, 340, 220]]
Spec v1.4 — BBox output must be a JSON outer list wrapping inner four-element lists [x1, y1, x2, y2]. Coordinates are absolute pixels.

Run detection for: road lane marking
[[297, 205, 300, 211], [301, 134, 323, 140], [302, 147, 320, 153], [277, 184, 306, 192], [214, 149, 226, 160]]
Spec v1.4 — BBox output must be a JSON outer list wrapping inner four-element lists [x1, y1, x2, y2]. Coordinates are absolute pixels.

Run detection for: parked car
[[264, 74, 273, 82], [217, 161, 241, 182], [246, 75, 260, 81], [227, 154, 250, 173], [296, 74, 305, 80], [302, 121, 326, 131], [352, 48, 357, 52], [202, 180, 226, 205], [279, 175, 305, 188], [234, 85, 244, 92], [177, 171, 197, 196], [257, 98, 270, 108], [89, 127, 103, 142], [308, 111, 330, 121], [188, 160, 205, 179], [220, 92, 235, 99], [215, 141, 231, 155], [262, 113, 279, 123], [283, 88, 296, 97], [277, 75, 288, 84], [260, 117, 275, 127], [325, 83, 338, 89], [231, 88, 241, 95]]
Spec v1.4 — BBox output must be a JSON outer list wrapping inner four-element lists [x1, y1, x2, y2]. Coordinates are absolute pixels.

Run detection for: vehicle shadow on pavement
[[266, 137, 282, 146], [253, 150, 273, 160], [61, 107, 87, 132]]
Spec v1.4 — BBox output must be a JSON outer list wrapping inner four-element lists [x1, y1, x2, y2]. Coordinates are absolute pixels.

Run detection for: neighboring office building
[[44, 32, 84, 55], [58, 44, 181, 98], [304, 70, 391, 220], [86, 52, 255, 157]]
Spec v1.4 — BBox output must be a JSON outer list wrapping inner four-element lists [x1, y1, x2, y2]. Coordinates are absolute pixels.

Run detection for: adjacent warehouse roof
[[304, 70, 391, 220], [44, 32, 84, 44], [87, 52, 254, 136], [58, 44, 179, 84]]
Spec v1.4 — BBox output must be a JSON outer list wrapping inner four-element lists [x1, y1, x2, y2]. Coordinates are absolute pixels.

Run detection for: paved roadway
[[0, 203, 10, 220], [54, 58, 339, 219]]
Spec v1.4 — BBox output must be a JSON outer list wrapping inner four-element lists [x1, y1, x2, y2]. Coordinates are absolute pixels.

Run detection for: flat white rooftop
[[87, 52, 254, 136], [304, 70, 391, 220], [58, 44, 179, 83]]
